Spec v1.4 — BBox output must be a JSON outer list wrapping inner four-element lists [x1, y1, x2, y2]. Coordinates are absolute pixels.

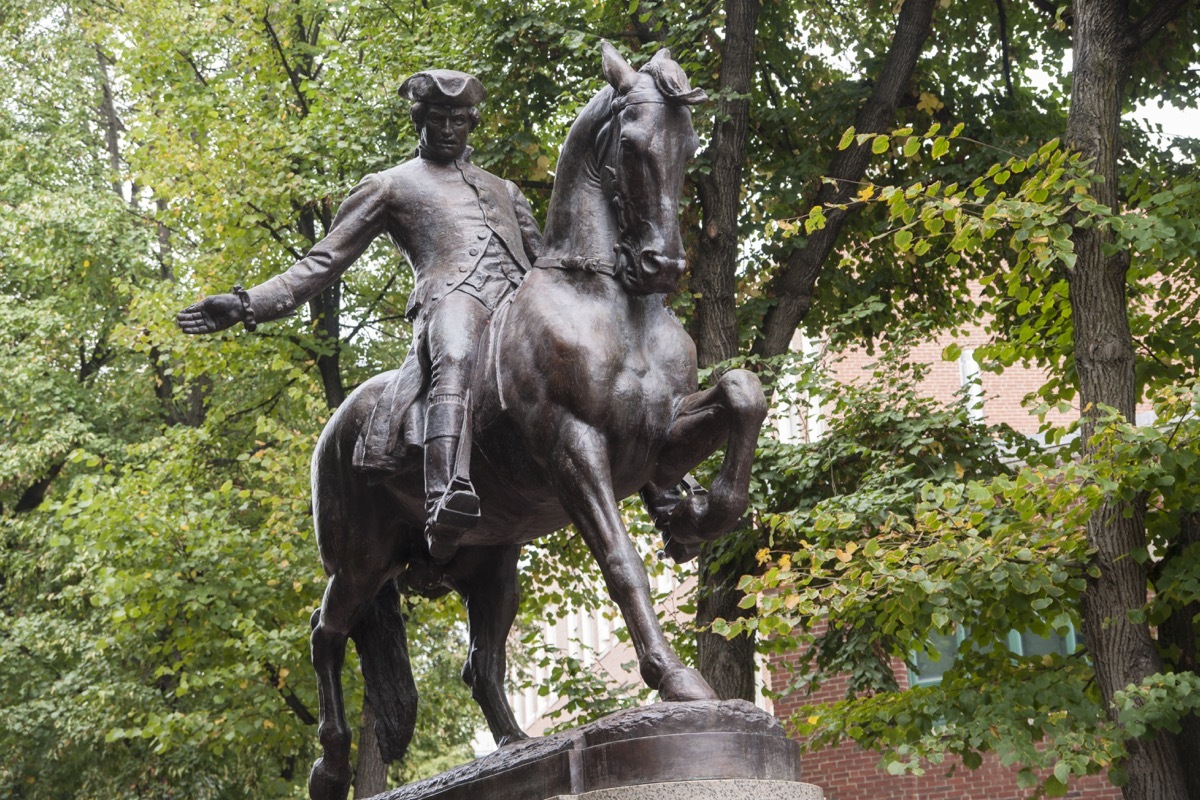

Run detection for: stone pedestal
[[371, 700, 822, 800]]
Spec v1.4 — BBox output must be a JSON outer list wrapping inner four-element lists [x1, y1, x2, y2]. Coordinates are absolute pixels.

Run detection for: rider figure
[[176, 70, 543, 561]]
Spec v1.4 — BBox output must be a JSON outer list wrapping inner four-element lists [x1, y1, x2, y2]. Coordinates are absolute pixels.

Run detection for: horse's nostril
[[641, 250, 686, 275]]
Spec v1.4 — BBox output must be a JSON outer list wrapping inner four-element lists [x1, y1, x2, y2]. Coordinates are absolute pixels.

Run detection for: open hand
[[176, 294, 245, 334]]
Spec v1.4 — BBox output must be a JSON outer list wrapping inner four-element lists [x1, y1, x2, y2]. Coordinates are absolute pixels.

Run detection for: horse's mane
[[640, 55, 708, 106]]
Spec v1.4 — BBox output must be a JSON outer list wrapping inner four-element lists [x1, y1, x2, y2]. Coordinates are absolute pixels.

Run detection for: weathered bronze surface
[[368, 701, 802, 800], [177, 44, 768, 800]]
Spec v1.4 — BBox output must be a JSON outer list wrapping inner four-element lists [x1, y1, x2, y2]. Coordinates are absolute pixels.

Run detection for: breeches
[[422, 291, 492, 402]]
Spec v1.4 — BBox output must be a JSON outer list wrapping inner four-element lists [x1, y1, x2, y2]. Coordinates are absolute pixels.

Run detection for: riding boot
[[423, 395, 479, 561]]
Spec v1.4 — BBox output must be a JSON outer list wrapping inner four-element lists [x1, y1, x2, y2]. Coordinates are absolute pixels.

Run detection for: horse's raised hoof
[[662, 536, 701, 564], [657, 666, 718, 701], [664, 493, 708, 547], [307, 756, 352, 800]]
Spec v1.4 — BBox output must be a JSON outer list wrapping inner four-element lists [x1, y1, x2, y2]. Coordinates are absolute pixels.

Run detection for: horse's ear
[[649, 48, 672, 68], [601, 41, 638, 95]]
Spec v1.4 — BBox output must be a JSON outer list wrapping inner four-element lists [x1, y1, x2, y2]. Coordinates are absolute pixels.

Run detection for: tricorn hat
[[398, 70, 486, 106]]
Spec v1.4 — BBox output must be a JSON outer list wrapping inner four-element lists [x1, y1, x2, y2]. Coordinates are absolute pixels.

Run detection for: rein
[[533, 256, 619, 277]]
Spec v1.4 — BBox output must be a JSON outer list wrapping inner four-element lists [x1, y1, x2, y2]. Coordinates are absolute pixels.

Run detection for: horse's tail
[[351, 577, 417, 763]]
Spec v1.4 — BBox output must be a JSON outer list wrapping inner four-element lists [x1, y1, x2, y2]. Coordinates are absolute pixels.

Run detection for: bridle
[[534, 91, 673, 286]]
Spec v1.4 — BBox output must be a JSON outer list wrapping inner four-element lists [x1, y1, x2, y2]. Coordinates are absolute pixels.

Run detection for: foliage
[[3, 0, 1199, 796]]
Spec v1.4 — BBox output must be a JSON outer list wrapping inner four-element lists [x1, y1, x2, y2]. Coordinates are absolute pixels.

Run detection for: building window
[[958, 347, 985, 422], [907, 625, 1079, 687]]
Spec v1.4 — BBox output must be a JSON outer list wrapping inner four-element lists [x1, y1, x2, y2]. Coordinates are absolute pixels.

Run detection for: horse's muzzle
[[618, 244, 686, 295]]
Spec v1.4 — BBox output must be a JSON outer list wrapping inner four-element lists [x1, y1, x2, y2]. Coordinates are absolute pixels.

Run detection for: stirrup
[[425, 483, 480, 561]]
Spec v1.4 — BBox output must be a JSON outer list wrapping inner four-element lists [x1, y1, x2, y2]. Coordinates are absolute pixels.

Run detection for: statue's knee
[[318, 721, 352, 756], [722, 370, 766, 419]]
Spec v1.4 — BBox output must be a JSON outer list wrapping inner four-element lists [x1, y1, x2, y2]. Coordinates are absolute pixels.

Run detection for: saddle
[[352, 348, 427, 474]]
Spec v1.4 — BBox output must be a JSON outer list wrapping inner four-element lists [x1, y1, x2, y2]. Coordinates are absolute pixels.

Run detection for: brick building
[[765, 328, 1131, 799]]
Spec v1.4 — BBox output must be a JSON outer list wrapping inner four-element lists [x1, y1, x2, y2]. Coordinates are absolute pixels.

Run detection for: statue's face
[[420, 105, 472, 161]]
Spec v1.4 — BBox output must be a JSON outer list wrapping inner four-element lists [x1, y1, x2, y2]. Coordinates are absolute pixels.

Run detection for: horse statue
[[305, 44, 766, 800]]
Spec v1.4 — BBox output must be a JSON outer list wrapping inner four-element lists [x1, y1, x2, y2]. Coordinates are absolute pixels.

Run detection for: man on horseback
[[176, 69, 543, 561]]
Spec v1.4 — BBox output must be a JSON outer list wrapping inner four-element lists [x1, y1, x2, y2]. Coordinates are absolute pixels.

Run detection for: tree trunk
[[689, 0, 761, 701], [689, 0, 936, 701], [353, 698, 387, 798], [751, 0, 936, 361], [94, 45, 124, 200], [691, 0, 760, 369], [696, 540, 759, 701], [1065, 2, 1187, 798], [298, 207, 345, 408], [1158, 513, 1200, 799]]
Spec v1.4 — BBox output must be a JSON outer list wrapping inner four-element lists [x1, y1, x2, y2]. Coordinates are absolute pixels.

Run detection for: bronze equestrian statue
[[178, 44, 766, 800]]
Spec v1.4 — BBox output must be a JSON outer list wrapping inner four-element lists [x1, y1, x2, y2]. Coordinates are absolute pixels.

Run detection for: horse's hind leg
[[649, 369, 766, 560], [308, 576, 356, 800], [553, 420, 717, 702], [309, 568, 392, 800], [450, 544, 527, 745]]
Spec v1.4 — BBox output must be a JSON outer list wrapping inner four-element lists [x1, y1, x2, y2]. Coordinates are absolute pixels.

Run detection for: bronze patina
[[178, 44, 766, 800]]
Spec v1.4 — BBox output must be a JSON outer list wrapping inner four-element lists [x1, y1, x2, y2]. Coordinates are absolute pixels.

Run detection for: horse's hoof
[[308, 756, 351, 800], [496, 730, 530, 747], [657, 667, 718, 701], [668, 494, 710, 544], [662, 537, 700, 564]]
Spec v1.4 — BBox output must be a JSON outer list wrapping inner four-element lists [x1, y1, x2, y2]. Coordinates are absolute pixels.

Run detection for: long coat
[[246, 152, 543, 323]]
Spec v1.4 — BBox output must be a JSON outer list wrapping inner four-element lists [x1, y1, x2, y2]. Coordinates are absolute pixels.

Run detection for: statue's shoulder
[[359, 158, 430, 204], [374, 157, 424, 183]]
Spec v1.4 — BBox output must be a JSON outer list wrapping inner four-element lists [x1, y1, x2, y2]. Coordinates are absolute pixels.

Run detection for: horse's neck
[[542, 178, 614, 262], [542, 92, 618, 263]]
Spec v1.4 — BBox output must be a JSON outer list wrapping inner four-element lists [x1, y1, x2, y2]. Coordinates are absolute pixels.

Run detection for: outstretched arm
[[175, 173, 390, 335]]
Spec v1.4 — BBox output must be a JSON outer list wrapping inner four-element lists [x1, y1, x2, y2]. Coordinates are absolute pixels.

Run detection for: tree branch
[[177, 50, 209, 87], [246, 202, 306, 260], [262, 11, 310, 116], [344, 273, 399, 344], [995, 0, 1015, 101], [94, 45, 126, 200], [1131, 0, 1190, 51], [751, 0, 937, 362], [266, 663, 317, 725]]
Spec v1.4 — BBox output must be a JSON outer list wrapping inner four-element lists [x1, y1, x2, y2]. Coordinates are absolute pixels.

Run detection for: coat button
[[458, 265, 468, 272], [469, 248, 479, 256], [444, 279, 453, 286], [477, 231, 488, 239]]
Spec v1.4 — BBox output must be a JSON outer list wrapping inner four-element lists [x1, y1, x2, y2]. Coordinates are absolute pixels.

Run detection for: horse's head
[[599, 43, 707, 295]]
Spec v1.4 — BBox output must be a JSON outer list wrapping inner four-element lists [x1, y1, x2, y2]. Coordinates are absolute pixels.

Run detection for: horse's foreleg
[[651, 369, 766, 559], [553, 420, 716, 702], [454, 545, 527, 745]]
